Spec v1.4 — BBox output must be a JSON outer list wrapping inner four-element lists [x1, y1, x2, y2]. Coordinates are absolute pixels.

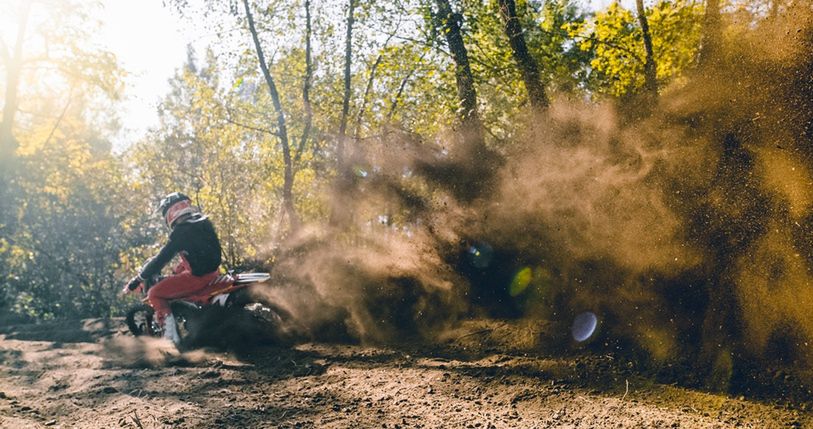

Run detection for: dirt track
[[0, 319, 810, 428]]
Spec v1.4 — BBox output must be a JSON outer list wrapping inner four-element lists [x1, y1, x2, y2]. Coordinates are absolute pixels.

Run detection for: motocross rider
[[123, 192, 223, 343]]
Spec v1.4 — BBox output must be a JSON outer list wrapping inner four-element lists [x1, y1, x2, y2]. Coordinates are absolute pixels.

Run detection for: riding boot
[[162, 314, 181, 345]]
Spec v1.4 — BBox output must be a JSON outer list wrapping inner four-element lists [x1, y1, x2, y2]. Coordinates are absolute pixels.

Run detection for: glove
[[122, 275, 143, 294]]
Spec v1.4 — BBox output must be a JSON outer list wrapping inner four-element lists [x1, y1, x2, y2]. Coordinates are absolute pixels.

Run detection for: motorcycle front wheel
[[125, 304, 156, 337]]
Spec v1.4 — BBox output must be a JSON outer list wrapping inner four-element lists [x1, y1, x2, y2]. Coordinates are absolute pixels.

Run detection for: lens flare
[[509, 266, 533, 297], [466, 242, 494, 269], [354, 167, 368, 178], [571, 311, 598, 342]]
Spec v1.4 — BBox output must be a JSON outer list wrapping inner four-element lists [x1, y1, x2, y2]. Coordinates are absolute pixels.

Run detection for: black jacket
[[139, 215, 222, 279]]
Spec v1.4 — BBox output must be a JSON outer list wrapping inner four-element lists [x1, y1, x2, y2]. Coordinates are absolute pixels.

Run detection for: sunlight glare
[[95, 0, 192, 150]]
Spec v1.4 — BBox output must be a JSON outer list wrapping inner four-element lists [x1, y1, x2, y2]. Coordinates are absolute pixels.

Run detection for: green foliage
[[5, 142, 143, 320], [0, 0, 130, 322], [569, 0, 703, 97], [462, 0, 588, 137]]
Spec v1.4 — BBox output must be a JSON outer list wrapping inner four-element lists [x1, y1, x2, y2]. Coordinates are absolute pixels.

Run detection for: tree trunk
[[354, 53, 383, 141], [0, 1, 31, 247], [497, 0, 548, 109], [327, 0, 359, 228], [635, 0, 658, 97], [295, 0, 313, 164], [427, 0, 497, 203], [337, 0, 357, 168], [698, 0, 721, 67], [434, 0, 483, 147], [0, 1, 32, 166], [241, 0, 298, 229]]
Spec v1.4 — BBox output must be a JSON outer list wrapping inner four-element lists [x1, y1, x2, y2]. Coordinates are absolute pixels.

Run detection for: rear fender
[[234, 273, 270, 284], [170, 300, 202, 319], [224, 287, 253, 307]]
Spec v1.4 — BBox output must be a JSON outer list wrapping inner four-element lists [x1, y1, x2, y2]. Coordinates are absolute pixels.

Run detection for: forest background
[[2, 0, 812, 389]]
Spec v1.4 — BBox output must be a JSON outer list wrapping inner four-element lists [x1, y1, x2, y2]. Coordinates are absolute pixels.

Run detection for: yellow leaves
[[9, 245, 33, 262], [574, 0, 701, 97]]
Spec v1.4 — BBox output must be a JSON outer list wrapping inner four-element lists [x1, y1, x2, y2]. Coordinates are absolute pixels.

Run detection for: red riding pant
[[147, 261, 219, 324]]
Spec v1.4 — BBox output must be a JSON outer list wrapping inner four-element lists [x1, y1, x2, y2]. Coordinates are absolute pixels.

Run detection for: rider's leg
[[147, 271, 219, 325]]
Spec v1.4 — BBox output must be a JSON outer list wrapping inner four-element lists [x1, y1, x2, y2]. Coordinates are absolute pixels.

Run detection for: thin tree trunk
[[294, 0, 313, 164], [698, 0, 721, 67], [337, 0, 357, 168], [42, 86, 75, 147], [241, 0, 298, 229], [387, 50, 428, 121], [354, 23, 400, 140], [353, 53, 383, 141], [0, 1, 32, 164], [497, 0, 548, 109], [434, 0, 483, 146], [635, 0, 658, 96], [387, 67, 417, 121]]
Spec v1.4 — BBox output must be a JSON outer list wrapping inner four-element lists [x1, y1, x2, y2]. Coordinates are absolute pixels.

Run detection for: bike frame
[[138, 272, 271, 307]]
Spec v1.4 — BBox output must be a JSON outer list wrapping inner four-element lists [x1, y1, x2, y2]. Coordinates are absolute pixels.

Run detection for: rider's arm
[[138, 235, 182, 280]]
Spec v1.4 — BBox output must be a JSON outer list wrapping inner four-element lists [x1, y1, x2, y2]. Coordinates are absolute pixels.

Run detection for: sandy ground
[[0, 319, 810, 428]]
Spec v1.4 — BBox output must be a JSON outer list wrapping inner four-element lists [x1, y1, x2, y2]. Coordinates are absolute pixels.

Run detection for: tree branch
[[225, 116, 279, 136], [575, 33, 645, 64], [42, 85, 75, 147], [224, 105, 279, 136], [353, 52, 383, 139], [498, 0, 548, 108], [387, 50, 428, 120], [1, 0, 32, 163], [353, 16, 403, 139]]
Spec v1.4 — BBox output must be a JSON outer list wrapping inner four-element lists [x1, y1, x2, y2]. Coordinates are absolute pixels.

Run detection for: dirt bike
[[124, 267, 294, 350]]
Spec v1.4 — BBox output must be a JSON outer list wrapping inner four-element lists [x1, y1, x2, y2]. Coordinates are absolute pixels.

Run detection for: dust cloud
[[256, 10, 813, 386], [102, 336, 214, 368]]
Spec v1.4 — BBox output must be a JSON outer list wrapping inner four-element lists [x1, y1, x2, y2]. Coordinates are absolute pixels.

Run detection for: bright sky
[[96, 0, 192, 150]]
